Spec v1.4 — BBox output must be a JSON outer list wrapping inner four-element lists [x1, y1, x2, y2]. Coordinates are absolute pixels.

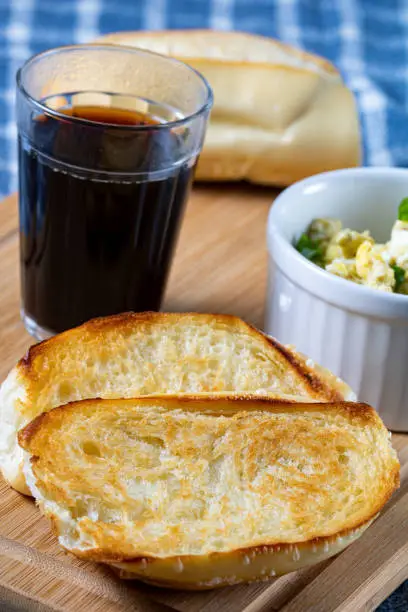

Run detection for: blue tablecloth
[[2, 0, 408, 199], [0, 1, 407, 609]]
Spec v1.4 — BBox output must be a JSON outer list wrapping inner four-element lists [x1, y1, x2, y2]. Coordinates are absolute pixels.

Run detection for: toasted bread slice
[[94, 30, 360, 186], [0, 313, 353, 495], [19, 395, 399, 589]]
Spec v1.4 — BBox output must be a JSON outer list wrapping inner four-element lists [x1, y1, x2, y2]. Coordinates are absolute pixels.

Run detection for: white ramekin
[[265, 168, 408, 431]]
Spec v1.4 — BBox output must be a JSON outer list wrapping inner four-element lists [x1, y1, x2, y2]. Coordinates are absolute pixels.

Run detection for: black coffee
[[18, 105, 196, 333]]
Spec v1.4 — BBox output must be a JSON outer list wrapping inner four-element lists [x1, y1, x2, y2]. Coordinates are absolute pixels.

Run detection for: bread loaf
[[95, 30, 361, 186], [0, 312, 354, 495], [19, 395, 399, 589]]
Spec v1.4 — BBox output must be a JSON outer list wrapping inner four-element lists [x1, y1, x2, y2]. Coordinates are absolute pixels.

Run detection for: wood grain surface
[[0, 188, 407, 612]]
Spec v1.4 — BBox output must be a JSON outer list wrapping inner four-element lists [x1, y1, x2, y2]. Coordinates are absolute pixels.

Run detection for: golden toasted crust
[[1, 312, 352, 496], [19, 396, 399, 588], [19, 312, 344, 402], [19, 394, 381, 448], [265, 337, 342, 402]]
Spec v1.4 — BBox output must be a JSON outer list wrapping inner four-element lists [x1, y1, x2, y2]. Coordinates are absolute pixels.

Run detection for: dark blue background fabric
[[3, 0, 408, 198], [0, 1, 407, 608]]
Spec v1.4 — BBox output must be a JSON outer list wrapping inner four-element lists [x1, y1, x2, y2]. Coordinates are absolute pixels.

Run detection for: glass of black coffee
[[16, 44, 212, 340]]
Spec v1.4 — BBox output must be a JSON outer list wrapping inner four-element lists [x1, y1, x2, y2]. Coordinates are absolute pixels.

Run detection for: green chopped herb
[[391, 265, 406, 291], [295, 233, 323, 265], [398, 198, 408, 221]]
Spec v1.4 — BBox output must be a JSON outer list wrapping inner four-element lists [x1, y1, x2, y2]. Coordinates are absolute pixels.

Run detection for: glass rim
[[16, 43, 214, 131]]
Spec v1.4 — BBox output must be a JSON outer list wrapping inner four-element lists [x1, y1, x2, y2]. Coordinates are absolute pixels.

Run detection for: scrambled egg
[[355, 242, 394, 292], [297, 218, 408, 294], [325, 229, 373, 262]]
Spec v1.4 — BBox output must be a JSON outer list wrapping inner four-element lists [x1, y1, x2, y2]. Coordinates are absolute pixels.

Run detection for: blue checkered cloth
[[3, 0, 408, 198], [0, 2, 407, 609]]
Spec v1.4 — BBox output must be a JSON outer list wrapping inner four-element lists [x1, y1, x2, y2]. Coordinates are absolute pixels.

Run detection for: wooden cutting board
[[0, 187, 407, 612]]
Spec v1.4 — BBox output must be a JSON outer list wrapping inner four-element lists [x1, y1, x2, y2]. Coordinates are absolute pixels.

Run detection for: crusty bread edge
[[22, 445, 373, 589], [94, 29, 340, 77], [109, 520, 373, 589], [19, 395, 385, 449], [19, 395, 399, 590], [17, 311, 347, 403], [19, 395, 400, 540], [0, 312, 353, 496]]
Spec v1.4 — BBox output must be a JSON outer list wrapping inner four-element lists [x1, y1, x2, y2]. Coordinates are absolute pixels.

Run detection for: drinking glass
[[16, 44, 213, 340]]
